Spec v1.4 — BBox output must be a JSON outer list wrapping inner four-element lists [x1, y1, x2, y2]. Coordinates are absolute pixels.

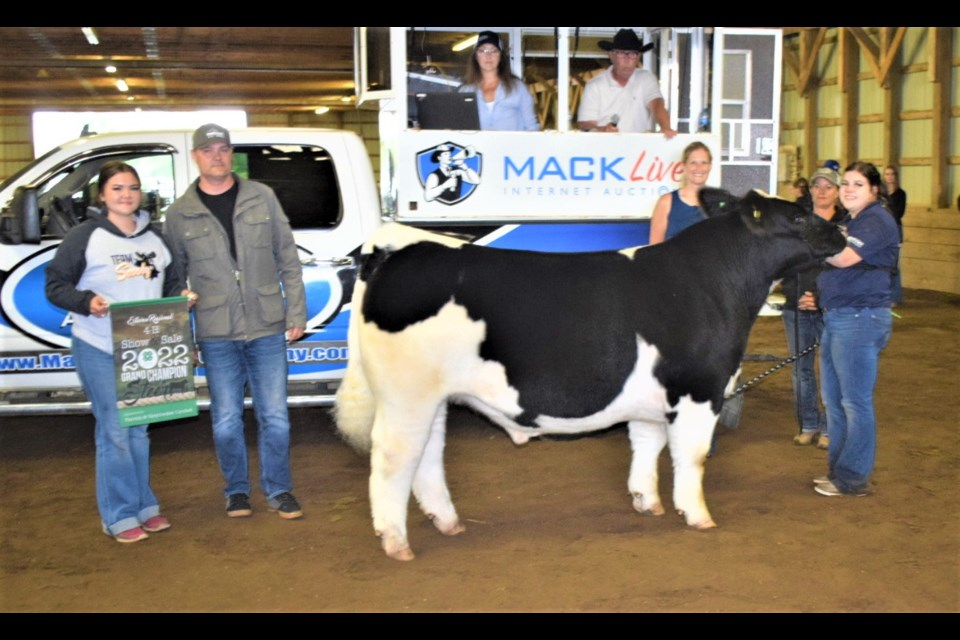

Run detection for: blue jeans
[[73, 337, 160, 535], [782, 309, 826, 434], [819, 308, 893, 494], [199, 332, 293, 500]]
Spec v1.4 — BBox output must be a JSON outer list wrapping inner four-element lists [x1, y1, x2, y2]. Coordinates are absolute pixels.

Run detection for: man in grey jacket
[[164, 124, 307, 520]]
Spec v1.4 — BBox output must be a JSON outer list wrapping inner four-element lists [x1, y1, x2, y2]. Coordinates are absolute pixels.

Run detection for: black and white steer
[[335, 188, 846, 560]]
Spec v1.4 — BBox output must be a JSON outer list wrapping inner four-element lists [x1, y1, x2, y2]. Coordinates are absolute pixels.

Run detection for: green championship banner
[[110, 296, 198, 427]]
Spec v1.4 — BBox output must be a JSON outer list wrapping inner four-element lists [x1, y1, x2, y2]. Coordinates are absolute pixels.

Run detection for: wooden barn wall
[[780, 27, 960, 295]]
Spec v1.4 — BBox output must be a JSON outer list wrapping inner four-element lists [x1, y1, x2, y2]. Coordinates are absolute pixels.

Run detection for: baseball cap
[[810, 168, 840, 187], [475, 31, 502, 51], [823, 159, 841, 172], [192, 123, 232, 150]]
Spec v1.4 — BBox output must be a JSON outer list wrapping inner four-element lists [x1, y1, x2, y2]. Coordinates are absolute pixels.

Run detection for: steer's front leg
[[666, 399, 718, 529]]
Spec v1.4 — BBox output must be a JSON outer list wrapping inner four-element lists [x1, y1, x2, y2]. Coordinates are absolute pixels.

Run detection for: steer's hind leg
[[412, 403, 465, 537], [369, 399, 443, 561], [666, 399, 717, 529], [627, 419, 668, 515]]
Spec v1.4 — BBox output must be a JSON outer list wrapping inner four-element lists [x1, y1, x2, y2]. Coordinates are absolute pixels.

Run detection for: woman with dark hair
[[883, 165, 907, 238], [883, 165, 906, 304], [792, 176, 812, 212], [46, 161, 195, 543], [813, 161, 899, 497], [649, 141, 713, 244], [458, 30, 539, 131]]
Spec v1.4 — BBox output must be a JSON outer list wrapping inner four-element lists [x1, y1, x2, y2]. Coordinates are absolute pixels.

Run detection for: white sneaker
[[814, 480, 866, 497]]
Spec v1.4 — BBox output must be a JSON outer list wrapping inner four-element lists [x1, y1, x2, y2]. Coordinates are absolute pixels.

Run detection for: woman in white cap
[[458, 30, 539, 131], [782, 167, 844, 449]]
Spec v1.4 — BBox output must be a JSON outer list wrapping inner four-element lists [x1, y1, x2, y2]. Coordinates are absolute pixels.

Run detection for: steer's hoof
[[678, 510, 717, 530], [377, 529, 415, 561], [441, 521, 466, 536], [429, 514, 466, 536], [386, 546, 416, 561], [632, 493, 665, 516]]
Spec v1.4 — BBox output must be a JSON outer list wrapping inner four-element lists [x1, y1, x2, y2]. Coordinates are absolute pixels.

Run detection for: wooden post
[[930, 27, 952, 209], [839, 28, 859, 168], [882, 28, 901, 174]]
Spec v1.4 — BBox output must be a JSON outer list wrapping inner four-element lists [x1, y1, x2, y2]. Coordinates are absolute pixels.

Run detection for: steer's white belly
[[367, 299, 672, 444]]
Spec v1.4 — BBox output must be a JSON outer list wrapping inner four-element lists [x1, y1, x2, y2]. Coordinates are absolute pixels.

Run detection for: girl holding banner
[[46, 161, 194, 544]]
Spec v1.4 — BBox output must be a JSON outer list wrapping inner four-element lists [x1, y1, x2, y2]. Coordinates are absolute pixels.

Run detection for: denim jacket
[[163, 175, 306, 342]]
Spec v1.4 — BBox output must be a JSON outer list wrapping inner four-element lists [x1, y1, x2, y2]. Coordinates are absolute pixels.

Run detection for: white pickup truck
[[0, 128, 383, 413]]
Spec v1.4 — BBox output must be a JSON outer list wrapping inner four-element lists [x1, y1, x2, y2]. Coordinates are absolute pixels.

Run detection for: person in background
[[648, 141, 713, 244], [576, 28, 676, 138], [782, 168, 844, 449], [648, 140, 724, 457], [164, 124, 307, 520], [883, 165, 907, 304], [458, 31, 539, 132], [792, 176, 812, 212], [813, 161, 899, 497], [45, 161, 193, 543]]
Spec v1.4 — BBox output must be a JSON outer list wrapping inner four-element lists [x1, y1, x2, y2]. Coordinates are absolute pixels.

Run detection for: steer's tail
[[333, 278, 375, 454]]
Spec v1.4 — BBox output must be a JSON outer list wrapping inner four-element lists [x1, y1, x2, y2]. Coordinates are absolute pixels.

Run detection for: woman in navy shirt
[[648, 141, 713, 244], [814, 161, 899, 497]]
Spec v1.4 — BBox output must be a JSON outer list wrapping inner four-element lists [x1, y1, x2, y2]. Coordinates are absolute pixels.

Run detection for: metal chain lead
[[726, 342, 819, 399]]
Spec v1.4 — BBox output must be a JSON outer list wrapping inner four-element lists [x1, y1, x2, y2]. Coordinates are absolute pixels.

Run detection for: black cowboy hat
[[598, 29, 655, 53]]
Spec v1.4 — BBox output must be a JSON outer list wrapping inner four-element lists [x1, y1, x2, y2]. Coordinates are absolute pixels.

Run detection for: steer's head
[[700, 188, 847, 276]]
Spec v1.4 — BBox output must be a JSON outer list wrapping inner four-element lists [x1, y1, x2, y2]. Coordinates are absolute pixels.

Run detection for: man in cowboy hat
[[577, 28, 676, 138]]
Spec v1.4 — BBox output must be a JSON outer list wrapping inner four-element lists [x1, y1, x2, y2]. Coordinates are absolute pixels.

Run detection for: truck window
[[37, 152, 175, 238], [232, 144, 342, 229]]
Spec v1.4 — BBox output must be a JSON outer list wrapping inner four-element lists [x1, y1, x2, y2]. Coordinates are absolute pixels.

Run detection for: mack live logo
[[417, 142, 482, 205]]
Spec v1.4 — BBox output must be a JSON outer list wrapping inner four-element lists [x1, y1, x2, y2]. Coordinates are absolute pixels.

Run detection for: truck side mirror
[[0, 186, 40, 245], [13, 186, 41, 244]]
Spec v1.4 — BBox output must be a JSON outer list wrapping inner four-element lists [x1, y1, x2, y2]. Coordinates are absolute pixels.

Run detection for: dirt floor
[[1, 289, 958, 613]]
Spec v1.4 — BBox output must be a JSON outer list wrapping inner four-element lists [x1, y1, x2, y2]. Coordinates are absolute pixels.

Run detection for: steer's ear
[[699, 188, 741, 218]]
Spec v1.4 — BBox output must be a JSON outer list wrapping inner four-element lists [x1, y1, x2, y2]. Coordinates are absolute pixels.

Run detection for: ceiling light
[[105, 65, 117, 73], [340, 96, 353, 103], [116, 79, 129, 92], [314, 106, 330, 115], [452, 35, 478, 52], [81, 27, 99, 46]]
